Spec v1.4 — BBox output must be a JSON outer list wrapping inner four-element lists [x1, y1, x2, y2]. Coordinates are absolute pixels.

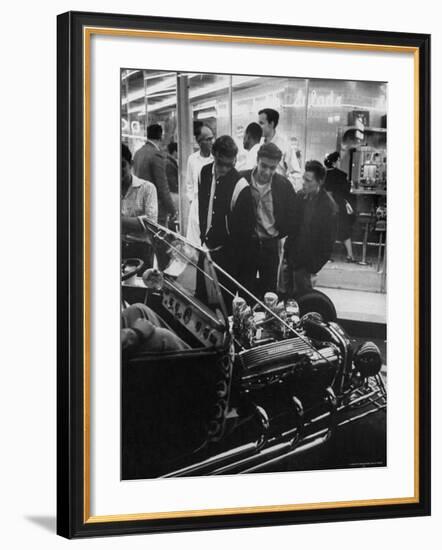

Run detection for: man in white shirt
[[237, 122, 262, 171], [185, 125, 214, 245], [258, 108, 301, 181], [185, 125, 214, 203]]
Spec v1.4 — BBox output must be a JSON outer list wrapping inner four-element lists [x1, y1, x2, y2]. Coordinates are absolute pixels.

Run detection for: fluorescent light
[[197, 109, 217, 119], [121, 70, 141, 80]]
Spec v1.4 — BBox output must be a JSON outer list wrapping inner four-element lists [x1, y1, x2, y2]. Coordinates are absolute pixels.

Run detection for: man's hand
[[121, 328, 139, 350]]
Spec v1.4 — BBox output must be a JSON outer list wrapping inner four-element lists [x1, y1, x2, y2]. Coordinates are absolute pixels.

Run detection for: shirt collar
[[130, 174, 143, 188], [261, 131, 278, 145], [199, 150, 213, 161], [251, 168, 272, 192], [305, 188, 320, 201], [146, 139, 160, 151]]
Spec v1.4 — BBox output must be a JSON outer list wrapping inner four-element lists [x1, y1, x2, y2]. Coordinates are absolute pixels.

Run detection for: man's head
[[195, 125, 214, 157], [212, 135, 238, 179], [121, 319, 155, 351], [258, 108, 279, 139], [303, 160, 326, 195], [255, 142, 282, 184], [147, 123, 163, 141], [243, 122, 263, 151], [121, 143, 132, 185], [193, 120, 204, 137], [167, 141, 178, 159]]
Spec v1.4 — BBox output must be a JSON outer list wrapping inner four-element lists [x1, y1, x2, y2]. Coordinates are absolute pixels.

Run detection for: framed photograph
[[57, 10, 431, 538]]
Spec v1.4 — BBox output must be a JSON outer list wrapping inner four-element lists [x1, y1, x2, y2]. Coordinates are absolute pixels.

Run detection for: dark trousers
[[250, 237, 280, 298], [292, 267, 313, 295], [279, 262, 313, 298], [196, 241, 259, 314], [195, 246, 236, 314]]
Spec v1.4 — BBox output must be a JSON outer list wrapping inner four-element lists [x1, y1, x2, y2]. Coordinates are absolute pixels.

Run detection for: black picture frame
[[57, 10, 431, 539]]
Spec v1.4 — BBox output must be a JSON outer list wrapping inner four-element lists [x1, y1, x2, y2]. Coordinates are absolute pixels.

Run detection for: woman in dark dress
[[324, 151, 356, 262]]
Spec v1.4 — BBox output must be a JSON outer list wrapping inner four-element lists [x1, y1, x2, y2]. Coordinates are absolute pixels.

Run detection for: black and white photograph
[[120, 69, 388, 480], [53, 7, 431, 539]]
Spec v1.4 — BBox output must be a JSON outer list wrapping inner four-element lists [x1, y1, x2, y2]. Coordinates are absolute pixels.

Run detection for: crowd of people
[[121, 107, 357, 304]]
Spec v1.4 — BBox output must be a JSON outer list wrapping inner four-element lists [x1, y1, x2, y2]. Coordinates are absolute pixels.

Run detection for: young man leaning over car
[[239, 141, 300, 298], [284, 160, 338, 295]]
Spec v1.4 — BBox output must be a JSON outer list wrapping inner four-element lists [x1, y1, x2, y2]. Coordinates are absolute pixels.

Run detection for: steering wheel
[[121, 258, 145, 281]]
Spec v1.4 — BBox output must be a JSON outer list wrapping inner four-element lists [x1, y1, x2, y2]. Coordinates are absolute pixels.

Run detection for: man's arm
[[121, 216, 145, 233], [229, 183, 255, 245], [152, 152, 176, 217], [143, 183, 158, 222], [281, 179, 301, 238], [121, 184, 158, 234]]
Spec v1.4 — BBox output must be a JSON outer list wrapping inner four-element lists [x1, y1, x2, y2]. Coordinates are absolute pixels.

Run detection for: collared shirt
[[185, 150, 214, 202], [236, 142, 260, 171], [250, 170, 279, 239], [261, 132, 301, 178], [122, 174, 158, 242]]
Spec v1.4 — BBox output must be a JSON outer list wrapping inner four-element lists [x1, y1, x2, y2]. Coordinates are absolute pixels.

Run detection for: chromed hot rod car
[[121, 220, 386, 479]]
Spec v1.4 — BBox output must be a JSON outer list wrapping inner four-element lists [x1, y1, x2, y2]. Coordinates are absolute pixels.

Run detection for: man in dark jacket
[[284, 160, 337, 295], [197, 135, 255, 305], [240, 142, 300, 296], [132, 124, 176, 226]]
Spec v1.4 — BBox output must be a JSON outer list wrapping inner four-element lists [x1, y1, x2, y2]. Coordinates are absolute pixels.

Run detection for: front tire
[[296, 289, 337, 322]]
